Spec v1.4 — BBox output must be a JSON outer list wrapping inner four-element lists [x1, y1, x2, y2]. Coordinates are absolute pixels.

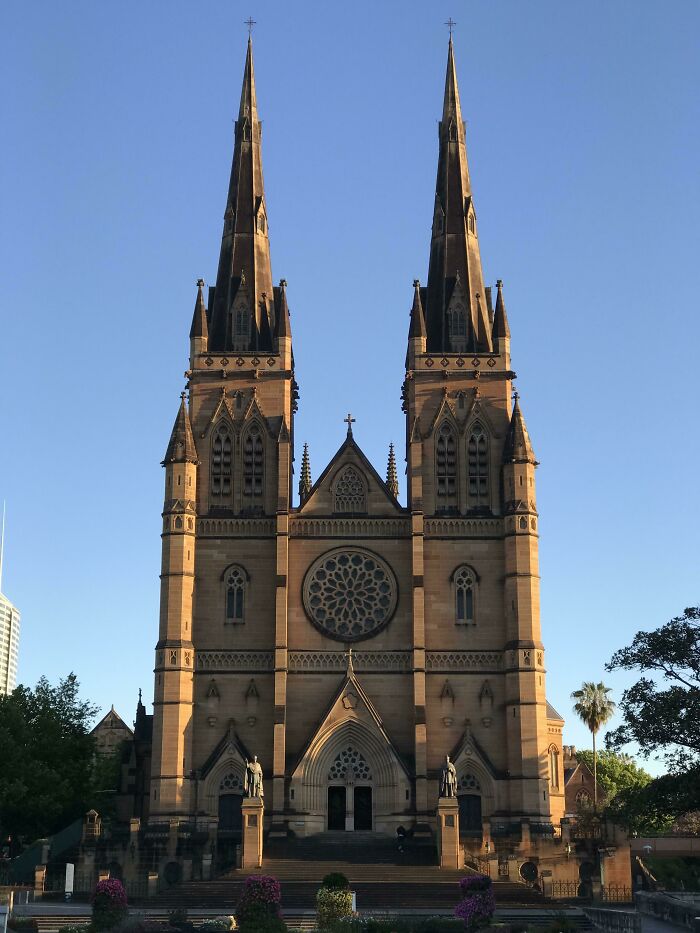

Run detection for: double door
[[328, 785, 372, 831]]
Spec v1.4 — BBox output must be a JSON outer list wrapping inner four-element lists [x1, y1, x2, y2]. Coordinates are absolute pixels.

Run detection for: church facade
[[150, 35, 566, 852]]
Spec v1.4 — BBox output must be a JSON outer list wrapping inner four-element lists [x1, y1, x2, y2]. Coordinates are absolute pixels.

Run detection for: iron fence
[[602, 885, 633, 903]]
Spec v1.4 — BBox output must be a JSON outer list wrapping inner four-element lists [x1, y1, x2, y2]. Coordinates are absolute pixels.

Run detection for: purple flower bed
[[236, 874, 282, 920], [454, 874, 495, 930], [92, 878, 128, 931]]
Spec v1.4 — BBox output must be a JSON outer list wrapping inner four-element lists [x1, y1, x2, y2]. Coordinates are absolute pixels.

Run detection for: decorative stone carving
[[244, 756, 264, 798], [196, 651, 274, 672], [328, 746, 372, 782], [440, 755, 458, 798], [302, 548, 398, 642], [288, 650, 411, 672], [426, 651, 502, 671]]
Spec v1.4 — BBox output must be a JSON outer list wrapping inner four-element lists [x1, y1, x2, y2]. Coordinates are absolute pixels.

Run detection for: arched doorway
[[458, 772, 483, 832], [327, 745, 373, 831], [218, 771, 243, 832]]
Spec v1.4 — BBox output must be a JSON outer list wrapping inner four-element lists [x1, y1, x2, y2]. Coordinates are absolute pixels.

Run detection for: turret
[[407, 279, 427, 368], [492, 279, 511, 365], [151, 393, 198, 818]]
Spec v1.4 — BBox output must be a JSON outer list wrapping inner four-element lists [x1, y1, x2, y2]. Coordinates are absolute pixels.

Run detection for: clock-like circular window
[[302, 548, 398, 642]]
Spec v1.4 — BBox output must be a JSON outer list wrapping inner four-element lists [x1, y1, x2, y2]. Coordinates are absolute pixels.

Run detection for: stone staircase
[[151, 831, 552, 910]]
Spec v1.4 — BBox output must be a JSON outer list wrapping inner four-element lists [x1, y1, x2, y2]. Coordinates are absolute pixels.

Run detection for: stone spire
[[492, 279, 510, 341], [425, 37, 491, 354], [409, 279, 427, 339], [386, 443, 399, 499], [503, 394, 537, 465], [189, 279, 209, 361], [299, 442, 312, 501], [275, 278, 291, 340], [162, 393, 198, 465], [207, 37, 275, 352]]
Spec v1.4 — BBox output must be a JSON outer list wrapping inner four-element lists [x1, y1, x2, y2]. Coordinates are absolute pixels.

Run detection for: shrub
[[235, 875, 283, 932], [8, 920, 39, 933], [57, 926, 89, 933], [321, 872, 350, 890], [199, 919, 237, 932], [454, 874, 495, 931], [168, 912, 188, 927], [92, 879, 128, 932], [316, 887, 354, 929]]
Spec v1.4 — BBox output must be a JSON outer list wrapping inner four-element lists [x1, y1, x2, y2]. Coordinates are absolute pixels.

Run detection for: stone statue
[[440, 754, 457, 798], [244, 755, 264, 798]]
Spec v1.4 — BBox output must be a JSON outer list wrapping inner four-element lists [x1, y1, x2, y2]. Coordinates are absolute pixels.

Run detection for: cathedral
[[149, 33, 568, 863]]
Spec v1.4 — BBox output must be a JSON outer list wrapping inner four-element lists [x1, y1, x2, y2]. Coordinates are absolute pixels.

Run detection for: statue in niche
[[244, 755, 264, 798], [440, 754, 457, 798]]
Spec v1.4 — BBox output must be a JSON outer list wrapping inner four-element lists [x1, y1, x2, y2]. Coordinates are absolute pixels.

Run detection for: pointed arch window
[[468, 214, 476, 235], [224, 565, 248, 623], [448, 305, 468, 353], [334, 465, 366, 514], [436, 422, 457, 506], [468, 422, 489, 506], [454, 565, 477, 624], [549, 745, 560, 789], [211, 422, 233, 501], [232, 304, 251, 350], [243, 423, 264, 500]]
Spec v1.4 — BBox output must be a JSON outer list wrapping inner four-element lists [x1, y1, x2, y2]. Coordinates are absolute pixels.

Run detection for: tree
[[0, 674, 99, 845], [606, 606, 700, 772], [574, 749, 652, 803], [571, 681, 616, 807]]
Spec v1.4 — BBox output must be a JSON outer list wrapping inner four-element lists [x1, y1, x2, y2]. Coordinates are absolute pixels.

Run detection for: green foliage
[[643, 856, 700, 890], [167, 912, 188, 927], [0, 674, 101, 842], [57, 926, 90, 933], [574, 750, 652, 802], [198, 919, 237, 932], [92, 879, 128, 932], [235, 909, 286, 933], [571, 682, 616, 737], [321, 871, 350, 890], [321, 919, 464, 932], [606, 765, 700, 834], [316, 887, 353, 929], [7, 918, 39, 933], [606, 607, 700, 773]]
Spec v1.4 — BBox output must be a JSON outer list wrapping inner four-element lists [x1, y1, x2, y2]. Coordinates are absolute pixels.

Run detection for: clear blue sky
[[1, 1, 698, 772]]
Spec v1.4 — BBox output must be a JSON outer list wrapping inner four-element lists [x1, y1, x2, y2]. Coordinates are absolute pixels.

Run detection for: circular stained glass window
[[302, 548, 398, 642]]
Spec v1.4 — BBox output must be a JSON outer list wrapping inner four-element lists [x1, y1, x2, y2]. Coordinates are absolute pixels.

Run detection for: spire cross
[[344, 413, 355, 436], [244, 16, 256, 37], [445, 17, 457, 37], [345, 647, 354, 673]]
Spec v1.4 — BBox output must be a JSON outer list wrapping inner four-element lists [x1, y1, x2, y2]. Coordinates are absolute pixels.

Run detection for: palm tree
[[571, 681, 616, 808]]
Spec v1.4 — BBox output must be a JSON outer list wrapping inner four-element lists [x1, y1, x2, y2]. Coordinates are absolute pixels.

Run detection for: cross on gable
[[344, 413, 355, 436]]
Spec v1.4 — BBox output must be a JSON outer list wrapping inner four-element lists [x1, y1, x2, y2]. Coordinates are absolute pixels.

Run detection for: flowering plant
[[236, 875, 282, 923], [92, 879, 128, 931], [454, 874, 495, 930]]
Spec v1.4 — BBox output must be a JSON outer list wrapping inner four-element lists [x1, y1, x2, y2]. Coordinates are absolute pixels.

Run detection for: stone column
[[241, 797, 264, 870], [34, 865, 46, 898], [437, 797, 460, 870], [147, 872, 159, 898]]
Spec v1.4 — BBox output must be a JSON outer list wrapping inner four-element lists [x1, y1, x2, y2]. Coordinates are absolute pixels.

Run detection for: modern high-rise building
[[0, 507, 20, 696]]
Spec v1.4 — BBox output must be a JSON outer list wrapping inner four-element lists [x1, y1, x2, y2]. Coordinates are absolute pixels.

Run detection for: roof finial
[[345, 646, 354, 674], [299, 442, 312, 501], [386, 443, 399, 499], [445, 17, 457, 38], [344, 412, 355, 437], [245, 16, 256, 38]]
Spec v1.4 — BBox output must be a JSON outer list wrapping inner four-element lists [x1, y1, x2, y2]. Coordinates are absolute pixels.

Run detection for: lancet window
[[549, 746, 560, 789], [211, 422, 233, 501], [232, 306, 250, 350], [449, 306, 468, 353], [436, 422, 457, 506], [225, 565, 247, 623], [334, 466, 366, 514], [468, 422, 489, 505], [243, 424, 264, 500], [454, 565, 477, 624]]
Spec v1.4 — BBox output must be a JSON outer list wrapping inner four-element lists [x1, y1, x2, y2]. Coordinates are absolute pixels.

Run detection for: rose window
[[328, 746, 372, 782], [219, 772, 243, 792], [303, 548, 398, 641], [458, 772, 481, 793]]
